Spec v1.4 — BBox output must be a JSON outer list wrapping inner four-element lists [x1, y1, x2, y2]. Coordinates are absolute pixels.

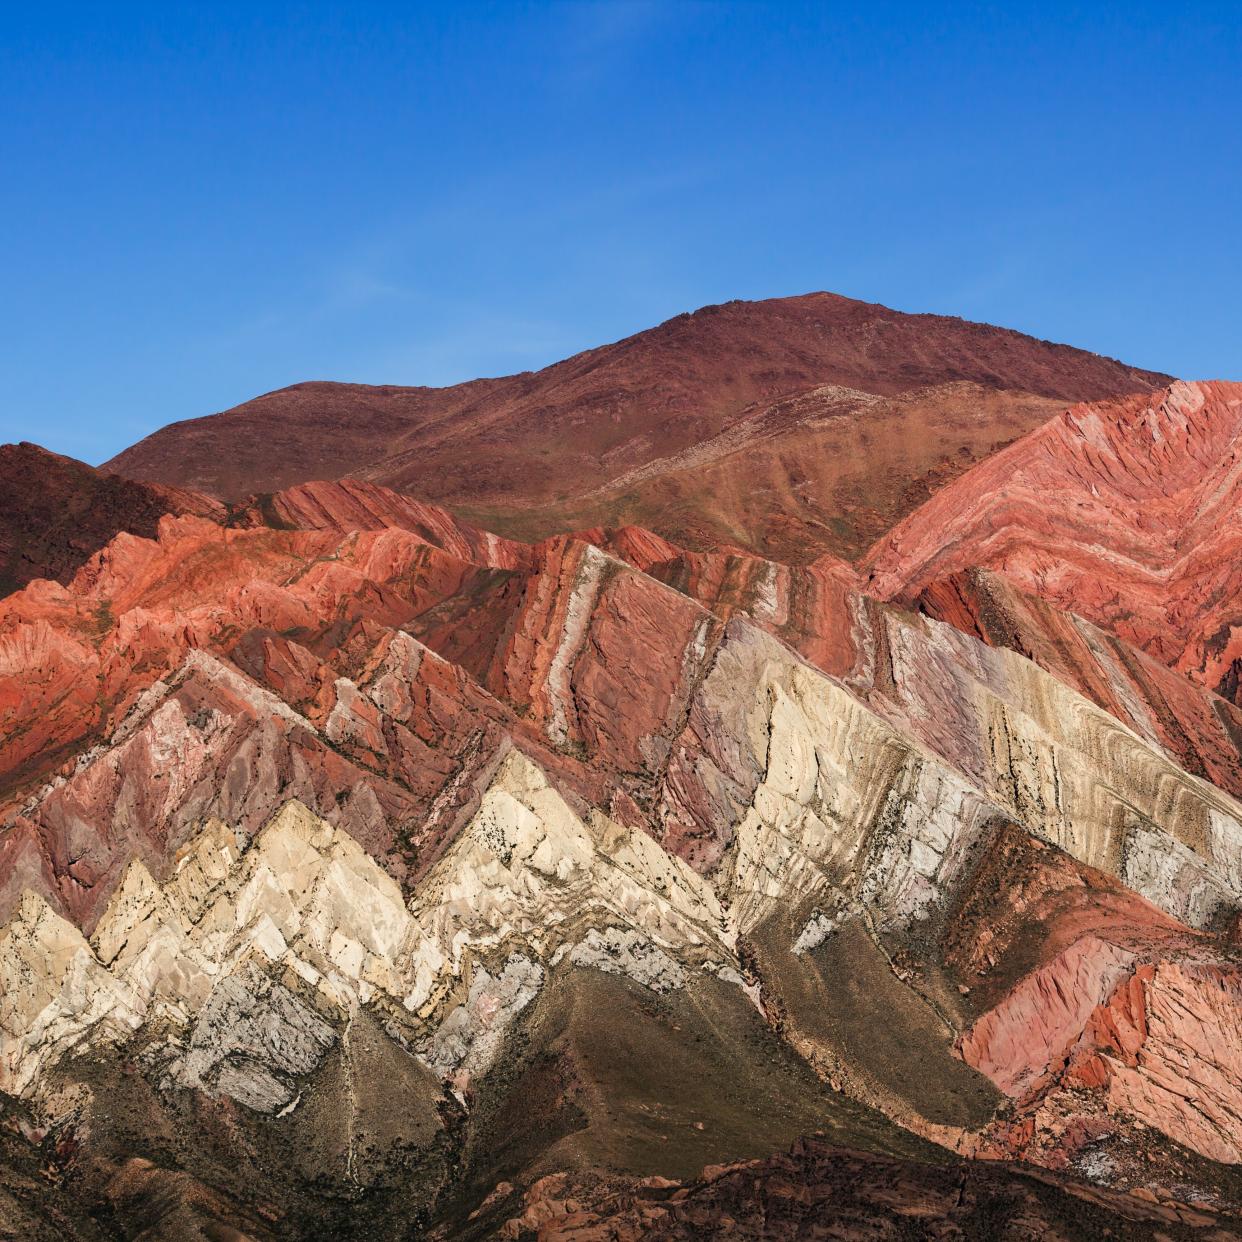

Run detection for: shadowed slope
[[0, 443, 225, 597], [458, 1137, 1242, 1241]]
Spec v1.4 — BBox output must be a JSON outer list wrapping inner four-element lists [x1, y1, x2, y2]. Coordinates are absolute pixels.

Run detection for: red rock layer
[[1072, 959, 1242, 1165], [0, 511, 747, 926], [0, 515, 544, 922], [239, 478, 533, 570], [947, 825, 1242, 1169], [0, 517, 491, 795], [864, 380, 1242, 703], [638, 544, 863, 674]]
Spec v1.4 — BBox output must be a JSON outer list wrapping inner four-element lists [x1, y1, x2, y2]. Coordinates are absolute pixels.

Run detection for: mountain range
[[2, 292, 1241, 1240]]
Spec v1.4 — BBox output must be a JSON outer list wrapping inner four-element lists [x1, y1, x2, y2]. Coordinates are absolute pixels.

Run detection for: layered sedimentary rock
[[946, 823, 1242, 1171], [0, 510, 511, 802], [236, 478, 534, 571], [11, 354, 1242, 1236], [0, 772, 737, 1112], [865, 380, 1242, 702], [595, 540, 1242, 930], [3, 496, 1242, 1224], [916, 568, 1242, 799]]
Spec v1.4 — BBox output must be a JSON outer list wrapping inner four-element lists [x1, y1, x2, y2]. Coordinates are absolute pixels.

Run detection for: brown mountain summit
[[104, 292, 1169, 559]]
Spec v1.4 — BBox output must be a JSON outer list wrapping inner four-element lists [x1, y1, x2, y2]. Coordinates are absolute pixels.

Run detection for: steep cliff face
[[943, 823, 1242, 1172]]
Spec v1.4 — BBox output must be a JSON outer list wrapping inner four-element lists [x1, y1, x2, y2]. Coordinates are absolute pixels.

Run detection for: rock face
[[235, 477, 534, 570], [865, 380, 1242, 703], [915, 568, 1242, 800], [10, 304, 1242, 1239], [945, 823, 1242, 1172], [3, 474, 1242, 1236], [102, 292, 1166, 557], [0, 780, 732, 1111]]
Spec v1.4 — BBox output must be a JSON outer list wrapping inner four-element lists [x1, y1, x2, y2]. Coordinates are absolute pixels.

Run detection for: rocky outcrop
[[240, 477, 533, 570], [630, 567, 1242, 930], [0, 890, 142, 1095], [465, 1137, 1241, 1241], [944, 822, 1242, 1171], [1073, 960, 1242, 1165], [7, 647, 427, 928], [0, 758, 740, 1108], [865, 380, 1242, 703], [916, 568, 1242, 799], [0, 512, 503, 801]]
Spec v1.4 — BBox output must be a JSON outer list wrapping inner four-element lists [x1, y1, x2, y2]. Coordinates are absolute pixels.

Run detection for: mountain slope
[[13, 298, 1242, 1239], [0, 443, 224, 596], [504, 380, 1068, 561], [864, 380, 1242, 701], [2, 480, 1242, 1237], [103, 292, 1169, 558]]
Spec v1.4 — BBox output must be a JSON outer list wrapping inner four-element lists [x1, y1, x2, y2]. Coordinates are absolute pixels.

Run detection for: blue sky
[[2, 2, 1239, 464]]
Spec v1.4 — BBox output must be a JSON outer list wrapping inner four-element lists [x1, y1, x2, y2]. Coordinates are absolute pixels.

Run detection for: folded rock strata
[[864, 380, 1242, 704], [0, 752, 739, 1109], [6, 374, 1242, 1233], [915, 567, 1242, 800]]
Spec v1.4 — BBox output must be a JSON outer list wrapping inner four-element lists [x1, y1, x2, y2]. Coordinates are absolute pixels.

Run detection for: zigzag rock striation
[[865, 379, 1242, 703], [6, 304, 1242, 1237], [2, 469, 1242, 1234]]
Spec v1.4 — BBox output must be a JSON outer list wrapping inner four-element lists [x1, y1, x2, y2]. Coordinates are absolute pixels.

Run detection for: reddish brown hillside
[[103, 293, 1168, 557], [543, 380, 1067, 561], [0, 442, 225, 596]]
